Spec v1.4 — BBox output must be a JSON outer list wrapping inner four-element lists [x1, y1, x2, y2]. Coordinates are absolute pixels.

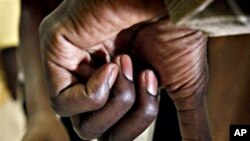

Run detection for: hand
[[21, 112, 69, 141], [133, 18, 210, 141], [70, 55, 160, 140], [39, 0, 165, 117]]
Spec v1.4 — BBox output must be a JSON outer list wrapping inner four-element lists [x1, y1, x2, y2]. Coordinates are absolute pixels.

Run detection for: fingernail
[[108, 65, 118, 88], [114, 55, 133, 81], [120, 55, 133, 81], [145, 70, 158, 96]]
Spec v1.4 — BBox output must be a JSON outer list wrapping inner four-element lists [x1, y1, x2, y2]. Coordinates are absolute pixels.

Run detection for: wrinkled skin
[[133, 18, 210, 141], [70, 55, 160, 141], [40, 0, 165, 116], [40, 0, 165, 140]]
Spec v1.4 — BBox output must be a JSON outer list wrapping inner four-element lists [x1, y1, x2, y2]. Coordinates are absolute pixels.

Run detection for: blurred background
[[0, 0, 26, 140]]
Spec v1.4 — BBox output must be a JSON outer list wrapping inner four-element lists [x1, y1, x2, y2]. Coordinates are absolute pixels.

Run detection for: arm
[[133, 18, 211, 141], [20, 0, 53, 118], [24, 0, 164, 140], [20, 1, 69, 140]]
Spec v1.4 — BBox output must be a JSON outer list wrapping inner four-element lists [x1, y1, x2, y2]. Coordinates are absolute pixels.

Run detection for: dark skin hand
[[40, 0, 166, 140], [40, 0, 165, 116], [22, 0, 156, 140], [132, 18, 211, 141], [71, 55, 159, 141]]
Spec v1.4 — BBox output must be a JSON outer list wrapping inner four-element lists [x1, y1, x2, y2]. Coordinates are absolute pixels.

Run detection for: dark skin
[[21, 0, 160, 141], [40, 0, 166, 140], [132, 18, 210, 141], [21, 5, 250, 140], [40, 0, 211, 141], [0, 1, 242, 141]]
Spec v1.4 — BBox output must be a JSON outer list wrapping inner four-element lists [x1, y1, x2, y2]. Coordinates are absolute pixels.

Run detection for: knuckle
[[87, 84, 109, 110], [89, 95, 107, 110], [39, 16, 62, 46], [50, 98, 69, 117], [143, 103, 159, 120], [119, 90, 135, 107]]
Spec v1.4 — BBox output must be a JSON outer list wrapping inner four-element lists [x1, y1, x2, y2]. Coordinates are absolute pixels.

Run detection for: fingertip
[[106, 63, 119, 88], [114, 54, 133, 81], [121, 55, 133, 81], [140, 70, 158, 96]]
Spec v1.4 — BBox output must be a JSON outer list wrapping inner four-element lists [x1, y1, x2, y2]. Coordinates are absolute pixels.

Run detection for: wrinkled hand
[[133, 18, 210, 141], [133, 19, 208, 101], [40, 0, 164, 140], [22, 112, 69, 141], [40, 0, 165, 116]]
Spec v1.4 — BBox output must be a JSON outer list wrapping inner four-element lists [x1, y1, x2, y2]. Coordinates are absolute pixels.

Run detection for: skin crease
[[3, 0, 248, 140], [37, 0, 163, 140], [15, 1, 249, 141], [39, 0, 212, 140], [16, 0, 250, 141], [132, 18, 210, 141], [70, 55, 160, 140], [40, 0, 166, 116]]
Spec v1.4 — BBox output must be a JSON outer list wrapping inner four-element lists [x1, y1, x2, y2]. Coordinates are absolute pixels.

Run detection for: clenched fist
[[133, 18, 210, 141]]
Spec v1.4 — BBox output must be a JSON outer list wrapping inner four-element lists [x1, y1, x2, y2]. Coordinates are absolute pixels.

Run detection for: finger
[[52, 63, 118, 116], [100, 70, 159, 141], [71, 55, 135, 140]]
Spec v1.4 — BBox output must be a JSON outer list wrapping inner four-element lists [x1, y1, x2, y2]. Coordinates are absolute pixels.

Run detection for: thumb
[[52, 63, 118, 117]]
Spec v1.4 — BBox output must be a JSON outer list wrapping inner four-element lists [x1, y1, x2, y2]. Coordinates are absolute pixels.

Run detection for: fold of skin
[[39, 0, 166, 140], [133, 19, 211, 141], [39, 0, 166, 114]]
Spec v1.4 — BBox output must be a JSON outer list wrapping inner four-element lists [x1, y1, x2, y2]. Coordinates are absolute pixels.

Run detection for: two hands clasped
[[39, 0, 210, 141]]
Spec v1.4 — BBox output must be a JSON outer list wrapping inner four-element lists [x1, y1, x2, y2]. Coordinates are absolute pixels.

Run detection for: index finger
[[46, 61, 118, 117]]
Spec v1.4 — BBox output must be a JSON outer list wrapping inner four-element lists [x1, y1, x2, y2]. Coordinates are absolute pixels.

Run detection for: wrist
[[166, 67, 209, 110], [177, 97, 211, 141], [173, 86, 207, 111]]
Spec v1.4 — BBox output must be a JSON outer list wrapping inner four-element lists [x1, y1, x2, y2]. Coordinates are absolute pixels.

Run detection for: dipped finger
[[100, 70, 159, 141], [51, 63, 118, 116], [71, 55, 135, 140]]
